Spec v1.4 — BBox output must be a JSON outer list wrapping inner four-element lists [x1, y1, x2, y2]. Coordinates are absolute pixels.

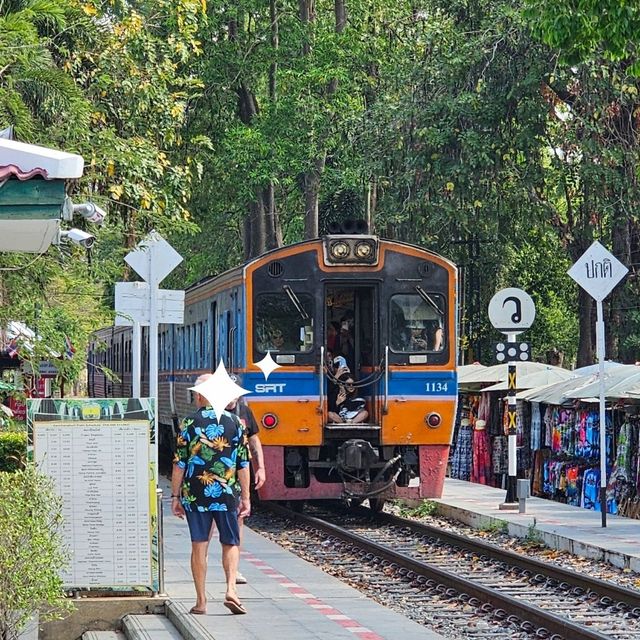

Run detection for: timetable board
[[27, 398, 157, 590]]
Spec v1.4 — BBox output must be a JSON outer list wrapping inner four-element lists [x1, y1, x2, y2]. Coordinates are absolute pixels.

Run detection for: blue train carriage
[[90, 233, 458, 504]]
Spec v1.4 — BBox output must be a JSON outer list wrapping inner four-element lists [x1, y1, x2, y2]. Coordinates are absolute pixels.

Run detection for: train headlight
[[330, 240, 350, 260], [425, 412, 442, 428], [261, 413, 278, 429], [354, 240, 374, 260]]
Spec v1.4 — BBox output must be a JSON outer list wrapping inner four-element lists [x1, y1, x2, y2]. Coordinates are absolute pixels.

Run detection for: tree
[[525, 0, 640, 70], [0, 465, 72, 640]]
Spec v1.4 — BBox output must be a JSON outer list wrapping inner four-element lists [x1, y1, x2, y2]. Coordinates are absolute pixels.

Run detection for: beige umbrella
[[566, 365, 640, 401], [482, 366, 575, 392], [518, 376, 593, 404], [460, 361, 569, 386]]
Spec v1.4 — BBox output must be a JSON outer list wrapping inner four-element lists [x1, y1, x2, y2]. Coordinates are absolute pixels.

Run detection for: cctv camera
[[58, 229, 96, 249], [74, 202, 106, 225]]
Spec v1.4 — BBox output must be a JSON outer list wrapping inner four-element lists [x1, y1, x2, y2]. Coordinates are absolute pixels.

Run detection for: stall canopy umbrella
[[458, 363, 488, 384], [572, 361, 628, 376], [518, 376, 593, 404], [459, 361, 568, 386], [482, 366, 575, 392], [566, 364, 640, 401]]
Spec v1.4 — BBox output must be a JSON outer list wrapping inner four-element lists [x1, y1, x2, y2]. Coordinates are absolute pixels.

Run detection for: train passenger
[[171, 374, 250, 615], [326, 321, 340, 352], [262, 328, 285, 351], [327, 373, 369, 424]]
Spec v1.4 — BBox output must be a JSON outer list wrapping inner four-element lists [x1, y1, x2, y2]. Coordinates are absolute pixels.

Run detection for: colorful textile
[[471, 427, 491, 485]]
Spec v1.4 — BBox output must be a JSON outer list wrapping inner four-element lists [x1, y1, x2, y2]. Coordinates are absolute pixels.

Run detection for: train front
[[243, 229, 458, 508]]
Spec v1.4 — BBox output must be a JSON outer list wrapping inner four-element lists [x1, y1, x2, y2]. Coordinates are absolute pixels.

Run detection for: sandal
[[223, 599, 247, 615], [189, 606, 206, 615]]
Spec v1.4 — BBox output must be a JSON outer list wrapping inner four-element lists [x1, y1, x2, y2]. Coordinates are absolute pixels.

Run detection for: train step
[[121, 613, 183, 640]]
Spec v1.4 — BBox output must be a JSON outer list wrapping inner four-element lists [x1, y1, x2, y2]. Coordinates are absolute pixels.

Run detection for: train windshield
[[255, 292, 314, 353], [390, 293, 445, 352]]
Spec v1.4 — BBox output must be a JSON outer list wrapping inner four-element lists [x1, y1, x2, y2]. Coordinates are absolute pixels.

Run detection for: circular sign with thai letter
[[488, 288, 536, 335]]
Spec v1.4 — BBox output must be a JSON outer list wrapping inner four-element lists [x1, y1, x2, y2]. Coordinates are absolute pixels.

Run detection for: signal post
[[488, 288, 535, 509]]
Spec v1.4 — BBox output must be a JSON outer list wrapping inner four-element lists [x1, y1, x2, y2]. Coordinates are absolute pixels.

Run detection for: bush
[[0, 465, 73, 639], [0, 431, 27, 472]]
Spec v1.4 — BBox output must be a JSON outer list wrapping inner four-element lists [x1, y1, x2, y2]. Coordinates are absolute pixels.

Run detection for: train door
[[325, 285, 378, 424]]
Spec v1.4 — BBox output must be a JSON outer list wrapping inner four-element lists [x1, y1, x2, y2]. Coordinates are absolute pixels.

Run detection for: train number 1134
[[425, 382, 448, 393]]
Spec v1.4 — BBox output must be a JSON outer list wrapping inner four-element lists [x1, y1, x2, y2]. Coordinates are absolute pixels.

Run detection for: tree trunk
[[576, 287, 594, 367], [265, 0, 283, 250], [303, 155, 324, 239], [300, 0, 344, 240]]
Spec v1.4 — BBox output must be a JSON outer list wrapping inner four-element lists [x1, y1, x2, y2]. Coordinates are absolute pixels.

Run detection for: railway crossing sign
[[567, 241, 627, 302], [115, 282, 184, 326], [115, 232, 184, 481], [488, 288, 536, 335], [124, 231, 183, 285], [568, 241, 628, 528]]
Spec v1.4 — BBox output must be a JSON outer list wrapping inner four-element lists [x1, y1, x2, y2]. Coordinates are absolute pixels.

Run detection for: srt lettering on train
[[255, 383, 286, 393]]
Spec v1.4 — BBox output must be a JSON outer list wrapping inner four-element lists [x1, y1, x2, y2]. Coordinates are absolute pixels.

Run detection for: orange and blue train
[[89, 231, 458, 508]]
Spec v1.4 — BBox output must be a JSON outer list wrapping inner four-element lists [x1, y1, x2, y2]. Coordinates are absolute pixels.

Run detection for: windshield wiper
[[283, 285, 309, 320], [415, 285, 444, 316]]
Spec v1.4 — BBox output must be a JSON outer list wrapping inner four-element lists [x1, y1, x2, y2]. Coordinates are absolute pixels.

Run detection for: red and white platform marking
[[242, 551, 384, 640]]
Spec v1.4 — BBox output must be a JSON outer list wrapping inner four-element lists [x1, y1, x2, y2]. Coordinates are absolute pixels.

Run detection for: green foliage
[[0, 464, 73, 638], [479, 519, 509, 534], [524, 0, 640, 69], [0, 431, 27, 472], [398, 499, 439, 518]]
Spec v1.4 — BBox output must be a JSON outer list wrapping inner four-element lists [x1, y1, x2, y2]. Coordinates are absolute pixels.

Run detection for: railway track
[[258, 503, 640, 640]]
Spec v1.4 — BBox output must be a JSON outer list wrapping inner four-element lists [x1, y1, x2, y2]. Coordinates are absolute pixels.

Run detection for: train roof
[[185, 236, 455, 295]]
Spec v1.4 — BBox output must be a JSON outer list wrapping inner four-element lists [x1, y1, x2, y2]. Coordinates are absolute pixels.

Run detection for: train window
[[390, 293, 445, 353], [255, 292, 314, 353]]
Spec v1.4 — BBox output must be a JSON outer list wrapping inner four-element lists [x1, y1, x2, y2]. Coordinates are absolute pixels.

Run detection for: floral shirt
[[174, 405, 250, 512]]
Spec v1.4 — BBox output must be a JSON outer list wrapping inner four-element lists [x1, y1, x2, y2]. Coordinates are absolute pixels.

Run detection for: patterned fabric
[[530, 402, 542, 452], [450, 424, 473, 481], [471, 427, 491, 485], [174, 405, 250, 512]]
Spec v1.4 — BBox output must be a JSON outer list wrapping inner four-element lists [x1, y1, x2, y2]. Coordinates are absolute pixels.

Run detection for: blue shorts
[[185, 508, 240, 545]]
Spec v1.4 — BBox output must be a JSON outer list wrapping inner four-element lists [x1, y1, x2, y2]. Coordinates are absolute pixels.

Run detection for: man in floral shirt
[[171, 374, 250, 616]]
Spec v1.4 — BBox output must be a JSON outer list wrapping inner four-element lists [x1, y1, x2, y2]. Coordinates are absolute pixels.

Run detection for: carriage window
[[390, 293, 445, 353], [255, 293, 314, 353]]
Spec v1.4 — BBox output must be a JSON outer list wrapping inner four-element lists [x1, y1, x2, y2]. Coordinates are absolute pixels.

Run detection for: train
[[88, 228, 458, 509]]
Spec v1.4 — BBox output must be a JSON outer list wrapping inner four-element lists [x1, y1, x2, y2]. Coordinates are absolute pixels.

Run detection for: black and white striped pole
[[489, 289, 535, 510]]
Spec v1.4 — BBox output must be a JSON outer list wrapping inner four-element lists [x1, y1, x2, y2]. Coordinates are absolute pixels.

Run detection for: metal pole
[[149, 252, 159, 482], [502, 332, 518, 508], [596, 300, 607, 527], [156, 488, 165, 595], [132, 320, 141, 398]]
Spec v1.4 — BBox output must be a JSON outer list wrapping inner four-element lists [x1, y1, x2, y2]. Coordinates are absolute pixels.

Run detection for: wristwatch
[[171, 495, 180, 499]]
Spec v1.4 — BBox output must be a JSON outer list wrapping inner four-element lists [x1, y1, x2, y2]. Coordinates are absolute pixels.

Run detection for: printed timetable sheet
[[34, 420, 152, 587]]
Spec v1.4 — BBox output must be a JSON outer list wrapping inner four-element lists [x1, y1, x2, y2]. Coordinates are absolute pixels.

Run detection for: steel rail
[[267, 503, 611, 640], [370, 509, 640, 612]]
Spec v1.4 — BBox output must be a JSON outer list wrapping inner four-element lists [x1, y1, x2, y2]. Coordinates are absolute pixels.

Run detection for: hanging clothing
[[471, 426, 491, 485], [530, 402, 542, 452], [450, 424, 473, 481]]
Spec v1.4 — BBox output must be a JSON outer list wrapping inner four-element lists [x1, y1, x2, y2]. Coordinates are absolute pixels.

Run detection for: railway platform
[[435, 477, 640, 572], [161, 494, 443, 640]]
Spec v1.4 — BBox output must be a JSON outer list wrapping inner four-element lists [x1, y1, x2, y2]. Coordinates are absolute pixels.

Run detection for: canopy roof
[[0, 138, 83, 180], [482, 366, 575, 392], [459, 361, 568, 387]]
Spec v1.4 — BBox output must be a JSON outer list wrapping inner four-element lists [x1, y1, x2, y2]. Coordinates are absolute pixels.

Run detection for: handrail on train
[[384, 345, 389, 414], [319, 345, 325, 414]]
